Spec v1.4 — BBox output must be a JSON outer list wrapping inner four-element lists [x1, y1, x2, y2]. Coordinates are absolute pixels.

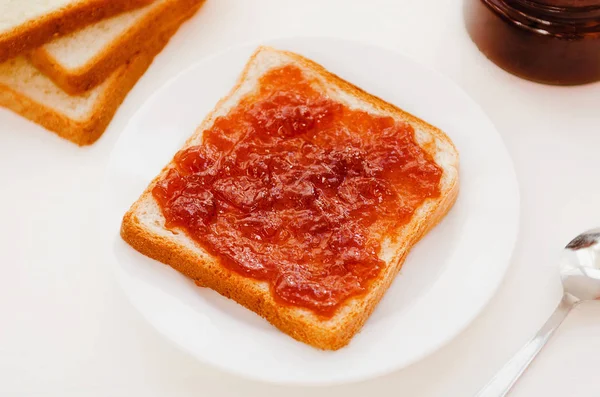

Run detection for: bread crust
[[0, 4, 199, 146], [0, 0, 154, 63], [29, 0, 206, 95], [120, 47, 460, 350]]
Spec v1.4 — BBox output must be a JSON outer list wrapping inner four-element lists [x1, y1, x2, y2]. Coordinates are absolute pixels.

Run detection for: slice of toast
[[120, 46, 460, 350], [0, 0, 153, 63], [29, 0, 205, 95], [0, 4, 198, 146]]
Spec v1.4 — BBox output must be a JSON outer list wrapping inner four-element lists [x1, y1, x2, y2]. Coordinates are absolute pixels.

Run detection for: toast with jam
[[120, 46, 460, 350]]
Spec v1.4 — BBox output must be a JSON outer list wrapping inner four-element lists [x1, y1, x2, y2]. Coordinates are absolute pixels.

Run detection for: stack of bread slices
[[0, 0, 204, 145]]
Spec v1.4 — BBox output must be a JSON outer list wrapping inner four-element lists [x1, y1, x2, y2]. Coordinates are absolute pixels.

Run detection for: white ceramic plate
[[106, 37, 519, 385]]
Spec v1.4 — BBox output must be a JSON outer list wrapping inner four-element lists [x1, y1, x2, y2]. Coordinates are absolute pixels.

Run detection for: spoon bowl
[[561, 229, 600, 301]]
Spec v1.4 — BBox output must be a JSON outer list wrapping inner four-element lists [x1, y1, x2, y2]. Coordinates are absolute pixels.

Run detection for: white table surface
[[2, 0, 600, 396]]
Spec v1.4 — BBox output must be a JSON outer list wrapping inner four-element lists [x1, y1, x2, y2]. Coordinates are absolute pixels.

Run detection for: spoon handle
[[475, 293, 579, 397]]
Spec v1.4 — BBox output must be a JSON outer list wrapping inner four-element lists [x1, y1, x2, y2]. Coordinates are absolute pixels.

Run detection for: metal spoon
[[476, 228, 600, 397]]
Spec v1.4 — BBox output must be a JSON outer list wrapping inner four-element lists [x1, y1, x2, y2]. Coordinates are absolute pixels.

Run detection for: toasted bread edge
[[0, 4, 199, 146], [28, 0, 206, 95], [0, 0, 154, 63]]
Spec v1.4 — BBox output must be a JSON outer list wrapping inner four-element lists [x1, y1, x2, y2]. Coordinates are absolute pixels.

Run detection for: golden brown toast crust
[[29, 0, 206, 95], [0, 4, 200, 146], [120, 47, 460, 350], [0, 0, 154, 63]]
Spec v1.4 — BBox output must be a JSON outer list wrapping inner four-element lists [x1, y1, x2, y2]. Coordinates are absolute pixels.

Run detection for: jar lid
[[529, 0, 600, 7], [493, 0, 600, 35]]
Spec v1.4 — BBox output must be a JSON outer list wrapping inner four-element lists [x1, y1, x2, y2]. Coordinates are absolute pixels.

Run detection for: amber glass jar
[[464, 0, 600, 85]]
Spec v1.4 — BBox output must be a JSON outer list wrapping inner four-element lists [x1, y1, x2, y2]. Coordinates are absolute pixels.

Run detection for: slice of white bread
[[120, 46, 460, 350], [0, 0, 153, 63], [0, 4, 198, 146], [29, 0, 205, 95]]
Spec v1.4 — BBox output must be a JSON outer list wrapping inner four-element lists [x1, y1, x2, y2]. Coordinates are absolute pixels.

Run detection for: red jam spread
[[153, 65, 442, 316]]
